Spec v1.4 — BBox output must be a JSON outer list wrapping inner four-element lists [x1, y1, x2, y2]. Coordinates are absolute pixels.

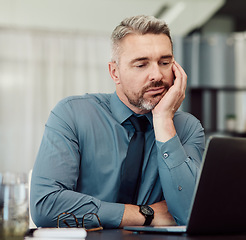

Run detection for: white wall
[[0, 0, 225, 36]]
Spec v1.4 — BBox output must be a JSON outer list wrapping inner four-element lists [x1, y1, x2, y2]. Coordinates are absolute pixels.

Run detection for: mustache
[[142, 81, 170, 93]]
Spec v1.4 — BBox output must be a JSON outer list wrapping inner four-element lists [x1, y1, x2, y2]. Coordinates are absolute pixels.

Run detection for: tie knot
[[129, 115, 148, 132]]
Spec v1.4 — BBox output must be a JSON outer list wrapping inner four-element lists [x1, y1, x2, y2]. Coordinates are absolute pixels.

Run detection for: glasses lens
[[57, 213, 79, 228], [82, 213, 103, 231]]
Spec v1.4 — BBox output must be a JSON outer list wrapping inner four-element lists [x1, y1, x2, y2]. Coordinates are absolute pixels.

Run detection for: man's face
[[110, 33, 174, 114]]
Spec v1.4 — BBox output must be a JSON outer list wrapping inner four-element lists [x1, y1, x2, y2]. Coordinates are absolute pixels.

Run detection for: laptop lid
[[186, 136, 246, 234], [124, 136, 246, 235]]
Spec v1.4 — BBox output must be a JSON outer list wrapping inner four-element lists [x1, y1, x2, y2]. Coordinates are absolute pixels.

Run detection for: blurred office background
[[0, 0, 246, 173]]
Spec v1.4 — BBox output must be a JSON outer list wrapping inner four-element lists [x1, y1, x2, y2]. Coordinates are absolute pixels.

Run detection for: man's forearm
[[119, 204, 145, 227], [119, 201, 176, 228], [153, 117, 176, 143]]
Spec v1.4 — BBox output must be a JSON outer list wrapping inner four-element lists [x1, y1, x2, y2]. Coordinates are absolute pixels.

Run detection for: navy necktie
[[117, 115, 148, 204]]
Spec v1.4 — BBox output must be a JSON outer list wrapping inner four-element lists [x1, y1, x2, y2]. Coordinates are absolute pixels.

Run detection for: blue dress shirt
[[30, 92, 205, 228]]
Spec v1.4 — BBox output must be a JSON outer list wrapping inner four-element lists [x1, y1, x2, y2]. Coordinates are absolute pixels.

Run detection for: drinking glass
[[0, 172, 29, 240]]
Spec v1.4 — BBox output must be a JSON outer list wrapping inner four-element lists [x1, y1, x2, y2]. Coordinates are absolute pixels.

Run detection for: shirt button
[[163, 153, 169, 159], [178, 185, 183, 191]]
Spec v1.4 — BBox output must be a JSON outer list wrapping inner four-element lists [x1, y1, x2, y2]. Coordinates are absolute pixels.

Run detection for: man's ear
[[108, 62, 120, 84]]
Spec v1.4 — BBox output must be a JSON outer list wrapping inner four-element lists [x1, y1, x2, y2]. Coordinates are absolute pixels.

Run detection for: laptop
[[124, 136, 246, 235]]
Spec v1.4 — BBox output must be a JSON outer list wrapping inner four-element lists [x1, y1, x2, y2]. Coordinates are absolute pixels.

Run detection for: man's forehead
[[117, 33, 172, 64]]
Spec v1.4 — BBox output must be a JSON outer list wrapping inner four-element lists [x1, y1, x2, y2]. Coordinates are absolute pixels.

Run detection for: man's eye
[[136, 63, 146, 68], [160, 61, 170, 66], [137, 64, 145, 68]]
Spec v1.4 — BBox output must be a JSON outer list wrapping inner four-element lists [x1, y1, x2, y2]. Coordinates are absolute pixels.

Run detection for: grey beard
[[127, 94, 159, 111], [126, 80, 170, 111]]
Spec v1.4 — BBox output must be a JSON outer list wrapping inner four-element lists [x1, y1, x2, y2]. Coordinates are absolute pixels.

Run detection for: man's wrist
[[153, 117, 176, 142], [119, 204, 145, 228], [139, 205, 154, 226]]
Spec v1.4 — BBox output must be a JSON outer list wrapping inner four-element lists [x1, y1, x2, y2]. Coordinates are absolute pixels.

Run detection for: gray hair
[[111, 15, 172, 63]]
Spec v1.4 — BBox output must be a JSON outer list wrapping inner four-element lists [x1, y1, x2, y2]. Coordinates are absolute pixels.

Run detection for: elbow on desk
[[30, 200, 57, 228], [30, 204, 57, 228], [30, 172, 64, 228]]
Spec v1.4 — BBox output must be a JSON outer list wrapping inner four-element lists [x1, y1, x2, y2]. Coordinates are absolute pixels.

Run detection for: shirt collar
[[110, 92, 153, 127]]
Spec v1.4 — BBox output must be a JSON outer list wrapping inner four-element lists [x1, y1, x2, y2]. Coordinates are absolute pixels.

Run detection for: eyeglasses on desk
[[57, 212, 103, 232]]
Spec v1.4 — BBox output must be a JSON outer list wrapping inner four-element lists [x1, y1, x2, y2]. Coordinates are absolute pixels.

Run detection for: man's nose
[[149, 63, 163, 81]]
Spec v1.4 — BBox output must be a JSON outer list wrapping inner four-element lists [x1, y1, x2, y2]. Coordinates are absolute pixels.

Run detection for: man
[[30, 15, 205, 229]]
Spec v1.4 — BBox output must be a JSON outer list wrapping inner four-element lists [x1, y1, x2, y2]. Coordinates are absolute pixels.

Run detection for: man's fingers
[[173, 61, 187, 92]]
